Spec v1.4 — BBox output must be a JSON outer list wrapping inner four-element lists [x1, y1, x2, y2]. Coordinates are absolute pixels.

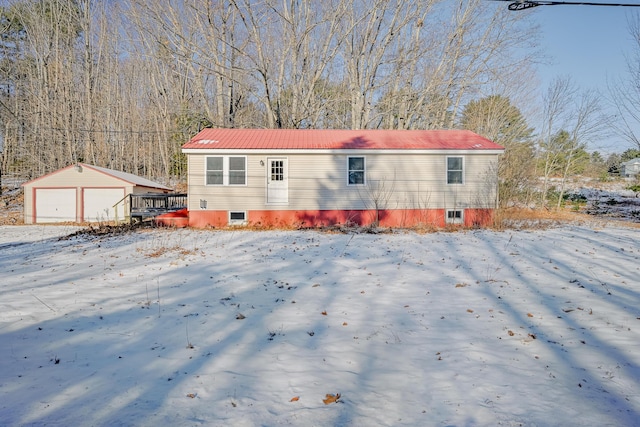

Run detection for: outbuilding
[[182, 128, 505, 228], [22, 163, 172, 224], [621, 158, 640, 178]]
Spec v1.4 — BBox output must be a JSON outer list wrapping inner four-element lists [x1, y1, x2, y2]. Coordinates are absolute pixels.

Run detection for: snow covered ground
[[1, 224, 639, 426], [559, 178, 640, 223], [575, 187, 640, 223]]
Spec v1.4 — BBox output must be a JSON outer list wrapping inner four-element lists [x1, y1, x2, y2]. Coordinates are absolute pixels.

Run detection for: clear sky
[[524, 0, 640, 152]]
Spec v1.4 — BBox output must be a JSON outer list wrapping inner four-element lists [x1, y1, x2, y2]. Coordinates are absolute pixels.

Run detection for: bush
[[563, 193, 587, 202], [562, 192, 587, 212]]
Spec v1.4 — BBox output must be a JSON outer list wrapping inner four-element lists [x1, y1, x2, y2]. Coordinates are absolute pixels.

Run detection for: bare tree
[[372, 0, 538, 130], [341, 0, 426, 129], [539, 78, 574, 205], [539, 78, 606, 207], [357, 172, 397, 227], [0, 0, 541, 184], [554, 89, 605, 207], [229, 0, 353, 128], [609, 12, 640, 151]]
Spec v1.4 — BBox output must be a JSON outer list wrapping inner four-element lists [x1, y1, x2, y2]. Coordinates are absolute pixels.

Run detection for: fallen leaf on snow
[[527, 313, 533, 318], [290, 396, 299, 402], [508, 330, 515, 336], [323, 393, 341, 405], [186, 393, 196, 398], [321, 311, 327, 315]]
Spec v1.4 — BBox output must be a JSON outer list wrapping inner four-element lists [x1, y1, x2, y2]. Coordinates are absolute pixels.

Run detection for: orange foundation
[[187, 208, 495, 229]]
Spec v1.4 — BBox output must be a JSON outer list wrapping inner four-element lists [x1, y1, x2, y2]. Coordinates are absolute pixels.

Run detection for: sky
[[533, 1, 637, 89], [524, 0, 640, 152], [1, 222, 639, 426]]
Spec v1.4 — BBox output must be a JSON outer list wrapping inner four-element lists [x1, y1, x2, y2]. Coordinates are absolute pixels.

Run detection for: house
[[621, 158, 640, 178], [181, 128, 505, 228], [22, 163, 172, 224]]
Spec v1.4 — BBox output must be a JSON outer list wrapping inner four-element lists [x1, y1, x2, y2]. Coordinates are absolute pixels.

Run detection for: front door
[[267, 158, 288, 204]]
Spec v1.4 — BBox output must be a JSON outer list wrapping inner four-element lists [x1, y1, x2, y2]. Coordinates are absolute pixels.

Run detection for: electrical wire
[[492, 0, 640, 10]]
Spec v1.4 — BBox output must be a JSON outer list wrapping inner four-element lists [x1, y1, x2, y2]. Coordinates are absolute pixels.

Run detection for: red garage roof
[[182, 129, 504, 151]]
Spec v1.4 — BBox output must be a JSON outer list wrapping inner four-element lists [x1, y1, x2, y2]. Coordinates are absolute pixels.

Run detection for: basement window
[[229, 211, 247, 225], [446, 209, 463, 225]]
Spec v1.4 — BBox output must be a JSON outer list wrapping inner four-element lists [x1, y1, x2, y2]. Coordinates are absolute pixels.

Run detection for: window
[[229, 157, 246, 185], [229, 211, 247, 225], [206, 156, 246, 186], [271, 160, 284, 181], [348, 156, 365, 185], [447, 156, 463, 184], [446, 209, 463, 225], [206, 157, 223, 185]]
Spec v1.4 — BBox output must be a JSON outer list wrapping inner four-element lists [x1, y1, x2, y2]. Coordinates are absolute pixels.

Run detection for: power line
[[491, 0, 640, 10], [46, 126, 188, 135]]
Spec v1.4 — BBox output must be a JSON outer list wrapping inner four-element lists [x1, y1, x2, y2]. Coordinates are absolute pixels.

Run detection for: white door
[[267, 158, 288, 204], [35, 188, 76, 223], [83, 188, 126, 222]]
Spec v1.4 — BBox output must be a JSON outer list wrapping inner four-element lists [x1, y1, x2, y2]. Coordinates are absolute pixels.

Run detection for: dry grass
[[494, 207, 640, 230], [496, 207, 587, 223], [0, 189, 24, 225]]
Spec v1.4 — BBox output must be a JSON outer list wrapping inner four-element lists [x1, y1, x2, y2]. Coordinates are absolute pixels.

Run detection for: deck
[[128, 193, 187, 222]]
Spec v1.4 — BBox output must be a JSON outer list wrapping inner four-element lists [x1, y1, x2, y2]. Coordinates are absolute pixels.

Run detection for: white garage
[[22, 164, 172, 224], [82, 188, 127, 222], [34, 188, 77, 223]]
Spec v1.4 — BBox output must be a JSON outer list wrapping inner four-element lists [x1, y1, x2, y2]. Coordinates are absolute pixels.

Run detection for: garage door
[[35, 188, 77, 223], [83, 188, 126, 222]]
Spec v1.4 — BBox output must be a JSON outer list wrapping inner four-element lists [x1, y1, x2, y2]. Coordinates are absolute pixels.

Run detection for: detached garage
[[22, 163, 172, 224]]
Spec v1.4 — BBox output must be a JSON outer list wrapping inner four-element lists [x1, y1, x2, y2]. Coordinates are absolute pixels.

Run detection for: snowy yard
[[1, 224, 639, 426]]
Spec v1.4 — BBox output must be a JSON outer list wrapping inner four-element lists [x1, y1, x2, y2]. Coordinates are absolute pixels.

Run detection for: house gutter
[[181, 148, 505, 155]]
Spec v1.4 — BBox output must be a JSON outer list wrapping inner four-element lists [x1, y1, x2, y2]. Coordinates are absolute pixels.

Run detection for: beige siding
[[29, 167, 130, 188], [188, 152, 499, 212], [187, 155, 265, 211]]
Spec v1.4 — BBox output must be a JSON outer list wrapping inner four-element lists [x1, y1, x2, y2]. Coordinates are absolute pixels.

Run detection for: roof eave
[[182, 148, 505, 155]]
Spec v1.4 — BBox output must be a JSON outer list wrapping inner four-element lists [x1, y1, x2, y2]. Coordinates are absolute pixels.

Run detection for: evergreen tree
[[460, 95, 536, 207]]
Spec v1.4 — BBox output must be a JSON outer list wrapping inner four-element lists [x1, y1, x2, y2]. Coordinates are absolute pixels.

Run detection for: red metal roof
[[182, 129, 504, 151]]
